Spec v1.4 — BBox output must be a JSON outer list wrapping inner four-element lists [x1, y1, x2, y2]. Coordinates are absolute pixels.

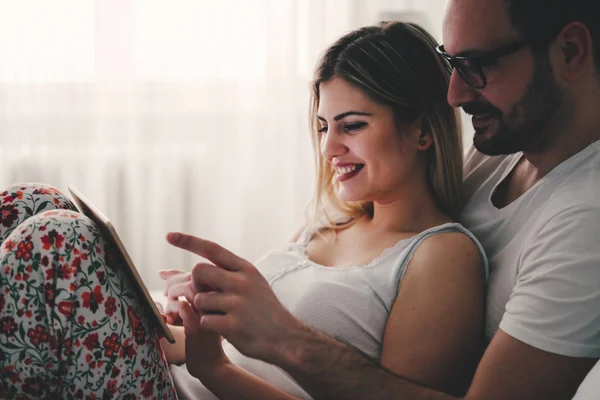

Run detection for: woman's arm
[[179, 300, 299, 400], [379, 232, 485, 396], [199, 362, 299, 400], [161, 325, 186, 365]]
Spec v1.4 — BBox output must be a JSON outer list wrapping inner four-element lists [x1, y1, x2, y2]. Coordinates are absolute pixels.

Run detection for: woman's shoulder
[[406, 223, 488, 282]]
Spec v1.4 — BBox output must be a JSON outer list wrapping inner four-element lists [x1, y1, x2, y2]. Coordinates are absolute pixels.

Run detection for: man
[[169, 0, 600, 398]]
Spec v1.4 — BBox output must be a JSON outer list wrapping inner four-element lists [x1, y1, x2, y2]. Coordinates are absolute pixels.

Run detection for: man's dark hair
[[505, 0, 600, 72]]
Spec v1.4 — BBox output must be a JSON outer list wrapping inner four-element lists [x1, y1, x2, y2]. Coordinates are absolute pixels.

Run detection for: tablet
[[68, 185, 175, 344]]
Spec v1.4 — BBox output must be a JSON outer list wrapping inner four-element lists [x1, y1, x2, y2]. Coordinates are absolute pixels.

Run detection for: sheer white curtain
[[0, 0, 447, 289], [0, 0, 360, 289]]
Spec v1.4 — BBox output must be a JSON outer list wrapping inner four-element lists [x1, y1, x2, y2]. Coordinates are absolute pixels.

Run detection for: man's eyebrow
[[316, 111, 373, 122], [453, 47, 487, 57]]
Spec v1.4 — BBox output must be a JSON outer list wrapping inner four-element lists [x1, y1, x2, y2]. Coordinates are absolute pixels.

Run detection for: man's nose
[[447, 69, 477, 108]]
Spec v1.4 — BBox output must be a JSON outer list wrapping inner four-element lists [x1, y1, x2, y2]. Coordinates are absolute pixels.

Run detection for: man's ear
[[553, 22, 593, 82]]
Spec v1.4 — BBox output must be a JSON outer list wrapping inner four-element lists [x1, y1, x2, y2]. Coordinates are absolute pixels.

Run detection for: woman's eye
[[318, 126, 328, 133], [344, 122, 366, 132]]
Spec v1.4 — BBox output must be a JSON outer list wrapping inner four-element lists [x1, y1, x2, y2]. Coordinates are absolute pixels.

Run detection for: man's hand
[[166, 232, 308, 365]]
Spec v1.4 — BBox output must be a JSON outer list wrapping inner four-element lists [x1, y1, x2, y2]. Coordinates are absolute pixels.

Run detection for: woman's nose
[[320, 130, 348, 161]]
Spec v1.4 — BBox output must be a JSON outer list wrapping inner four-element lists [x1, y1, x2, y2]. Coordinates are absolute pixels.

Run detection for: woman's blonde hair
[[308, 21, 462, 229]]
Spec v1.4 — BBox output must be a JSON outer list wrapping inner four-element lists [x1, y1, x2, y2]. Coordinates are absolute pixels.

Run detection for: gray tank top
[[171, 222, 488, 400]]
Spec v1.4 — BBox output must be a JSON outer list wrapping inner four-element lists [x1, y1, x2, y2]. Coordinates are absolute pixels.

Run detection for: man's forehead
[[442, 0, 519, 55]]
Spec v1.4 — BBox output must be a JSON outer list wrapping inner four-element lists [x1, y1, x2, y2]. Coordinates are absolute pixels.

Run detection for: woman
[[163, 21, 487, 399], [0, 22, 486, 399]]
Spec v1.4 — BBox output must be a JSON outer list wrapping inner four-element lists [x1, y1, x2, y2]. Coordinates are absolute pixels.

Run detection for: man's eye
[[475, 57, 500, 70], [345, 122, 366, 132]]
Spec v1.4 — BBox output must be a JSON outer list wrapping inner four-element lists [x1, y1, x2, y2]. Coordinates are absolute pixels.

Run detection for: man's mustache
[[462, 102, 502, 117]]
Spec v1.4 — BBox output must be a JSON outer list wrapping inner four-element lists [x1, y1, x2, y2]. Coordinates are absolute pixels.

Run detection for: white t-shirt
[[461, 141, 600, 358]]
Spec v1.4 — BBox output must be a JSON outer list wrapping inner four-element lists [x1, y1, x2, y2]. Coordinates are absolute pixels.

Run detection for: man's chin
[[473, 131, 521, 156]]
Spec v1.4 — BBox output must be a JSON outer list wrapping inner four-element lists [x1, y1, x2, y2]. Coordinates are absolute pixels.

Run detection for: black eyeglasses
[[436, 39, 529, 89]]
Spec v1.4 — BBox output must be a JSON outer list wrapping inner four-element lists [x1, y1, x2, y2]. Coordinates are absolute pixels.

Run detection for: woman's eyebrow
[[317, 111, 373, 122]]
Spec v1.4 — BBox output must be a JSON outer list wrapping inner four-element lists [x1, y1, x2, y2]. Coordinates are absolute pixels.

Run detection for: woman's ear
[[417, 118, 434, 151]]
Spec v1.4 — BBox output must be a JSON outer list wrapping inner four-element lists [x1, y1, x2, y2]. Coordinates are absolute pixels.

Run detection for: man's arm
[[281, 326, 596, 400], [280, 206, 600, 399]]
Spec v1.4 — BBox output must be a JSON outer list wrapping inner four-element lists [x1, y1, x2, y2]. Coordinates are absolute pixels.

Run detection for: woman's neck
[[365, 179, 451, 235]]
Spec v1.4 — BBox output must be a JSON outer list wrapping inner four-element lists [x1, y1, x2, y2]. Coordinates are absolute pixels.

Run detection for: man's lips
[[472, 113, 497, 128]]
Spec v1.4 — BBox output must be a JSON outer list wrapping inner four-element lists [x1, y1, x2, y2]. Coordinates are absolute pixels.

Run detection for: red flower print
[[15, 239, 34, 261], [44, 283, 55, 304], [1, 191, 21, 204], [27, 325, 50, 346], [58, 301, 74, 316], [103, 333, 121, 358], [56, 263, 74, 280], [0, 366, 22, 384], [83, 333, 99, 351], [127, 306, 147, 344], [0, 204, 19, 228], [22, 377, 44, 396], [134, 324, 147, 345], [32, 187, 52, 196], [82, 285, 104, 313], [0, 316, 17, 336], [72, 256, 81, 269], [122, 342, 136, 359], [41, 229, 65, 250], [141, 380, 154, 398], [105, 297, 117, 316], [106, 379, 118, 395], [110, 366, 120, 379], [63, 338, 73, 356], [3, 239, 16, 252]]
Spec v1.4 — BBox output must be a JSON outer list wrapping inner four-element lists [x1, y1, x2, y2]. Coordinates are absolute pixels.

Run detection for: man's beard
[[464, 53, 573, 156]]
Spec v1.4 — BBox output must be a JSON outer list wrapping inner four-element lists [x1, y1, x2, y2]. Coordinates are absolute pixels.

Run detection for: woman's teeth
[[336, 165, 357, 175]]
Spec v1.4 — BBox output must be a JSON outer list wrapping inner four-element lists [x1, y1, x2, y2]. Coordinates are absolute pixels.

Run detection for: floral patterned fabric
[[0, 184, 177, 399]]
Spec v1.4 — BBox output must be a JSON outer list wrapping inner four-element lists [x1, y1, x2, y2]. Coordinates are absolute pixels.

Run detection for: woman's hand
[[179, 293, 229, 379], [158, 269, 192, 325]]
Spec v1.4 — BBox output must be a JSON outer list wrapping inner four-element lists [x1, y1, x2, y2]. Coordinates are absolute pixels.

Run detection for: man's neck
[[497, 106, 600, 208], [523, 92, 600, 178]]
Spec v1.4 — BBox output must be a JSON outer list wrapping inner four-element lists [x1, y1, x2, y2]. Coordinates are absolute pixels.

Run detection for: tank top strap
[[398, 222, 489, 283]]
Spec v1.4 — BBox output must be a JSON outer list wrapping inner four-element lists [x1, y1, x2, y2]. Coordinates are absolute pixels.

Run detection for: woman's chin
[[338, 190, 364, 203]]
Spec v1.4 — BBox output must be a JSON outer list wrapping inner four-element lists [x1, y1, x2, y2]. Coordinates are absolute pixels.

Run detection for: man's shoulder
[[542, 146, 600, 216]]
